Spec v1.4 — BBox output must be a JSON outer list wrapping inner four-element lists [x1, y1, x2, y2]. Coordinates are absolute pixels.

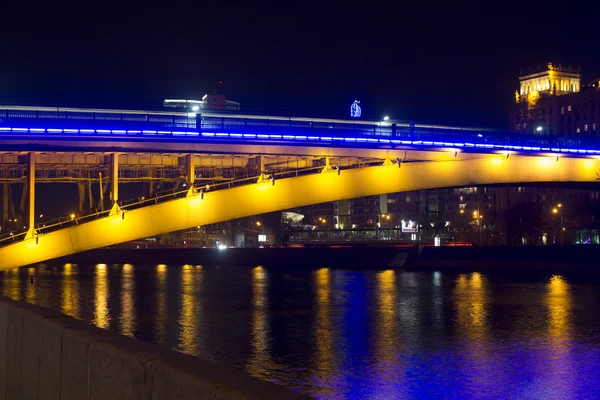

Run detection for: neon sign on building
[[350, 100, 361, 118]]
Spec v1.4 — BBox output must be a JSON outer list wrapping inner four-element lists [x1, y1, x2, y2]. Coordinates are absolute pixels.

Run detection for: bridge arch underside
[[0, 155, 598, 269]]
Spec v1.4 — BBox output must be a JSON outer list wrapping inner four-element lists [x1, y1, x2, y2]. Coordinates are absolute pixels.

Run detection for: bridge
[[0, 105, 599, 269]]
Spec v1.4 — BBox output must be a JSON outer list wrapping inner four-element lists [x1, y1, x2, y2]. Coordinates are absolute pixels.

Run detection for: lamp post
[[473, 210, 483, 246], [552, 204, 563, 244]]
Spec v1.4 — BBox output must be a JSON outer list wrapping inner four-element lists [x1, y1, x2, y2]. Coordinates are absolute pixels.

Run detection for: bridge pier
[[24, 152, 35, 240], [185, 154, 197, 197], [109, 153, 120, 216], [1, 184, 7, 233]]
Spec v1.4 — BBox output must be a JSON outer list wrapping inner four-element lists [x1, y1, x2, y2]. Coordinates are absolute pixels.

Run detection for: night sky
[[1, 3, 596, 128]]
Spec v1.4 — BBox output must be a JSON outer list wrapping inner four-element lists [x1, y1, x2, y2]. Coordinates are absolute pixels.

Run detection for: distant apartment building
[[510, 63, 600, 135]]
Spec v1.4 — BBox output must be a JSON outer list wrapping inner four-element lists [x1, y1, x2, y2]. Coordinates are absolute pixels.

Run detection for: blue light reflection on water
[[1, 265, 600, 399]]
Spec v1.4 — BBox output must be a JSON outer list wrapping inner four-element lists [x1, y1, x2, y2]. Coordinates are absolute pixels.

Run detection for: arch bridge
[[0, 106, 599, 269]]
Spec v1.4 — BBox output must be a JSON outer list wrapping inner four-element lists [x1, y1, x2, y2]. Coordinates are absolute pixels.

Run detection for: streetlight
[[383, 116, 390, 121], [552, 205, 564, 244], [536, 126, 543, 132], [70, 213, 76, 220], [473, 210, 483, 246], [256, 221, 261, 227]]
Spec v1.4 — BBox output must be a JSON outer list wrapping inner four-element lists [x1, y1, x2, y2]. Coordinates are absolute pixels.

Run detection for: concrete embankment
[[54, 247, 416, 268], [0, 296, 309, 400], [410, 245, 600, 271]]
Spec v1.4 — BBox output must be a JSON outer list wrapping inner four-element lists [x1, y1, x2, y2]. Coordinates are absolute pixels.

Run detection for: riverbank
[[54, 246, 415, 268], [49, 244, 600, 272], [0, 296, 309, 400], [411, 244, 600, 271]]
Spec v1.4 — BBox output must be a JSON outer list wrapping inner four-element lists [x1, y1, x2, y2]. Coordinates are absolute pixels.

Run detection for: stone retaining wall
[[0, 296, 309, 400]]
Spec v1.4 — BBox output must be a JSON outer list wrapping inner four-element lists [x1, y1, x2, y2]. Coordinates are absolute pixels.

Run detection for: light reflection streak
[[543, 274, 573, 397], [5, 268, 22, 300], [313, 267, 336, 395], [120, 264, 135, 337], [61, 263, 81, 319], [178, 264, 202, 355], [93, 264, 109, 329], [156, 264, 168, 342], [454, 272, 493, 391], [25, 267, 37, 304], [371, 269, 403, 398], [247, 266, 274, 379]]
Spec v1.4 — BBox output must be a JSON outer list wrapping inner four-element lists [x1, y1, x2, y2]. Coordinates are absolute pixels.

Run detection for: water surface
[[2, 263, 600, 399]]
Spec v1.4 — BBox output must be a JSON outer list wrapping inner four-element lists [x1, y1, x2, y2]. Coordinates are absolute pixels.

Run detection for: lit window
[[459, 196, 464, 201], [585, 124, 589, 132], [405, 196, 411, 203], [568, 105, 572, 112], [577, 128, 581, 133], [561, 107, 565, 115]]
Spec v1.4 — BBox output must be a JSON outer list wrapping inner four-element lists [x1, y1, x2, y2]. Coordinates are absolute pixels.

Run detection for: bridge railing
[[2, 108, 600, 150]]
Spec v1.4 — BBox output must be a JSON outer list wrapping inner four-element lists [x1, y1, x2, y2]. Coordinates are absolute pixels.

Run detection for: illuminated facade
[[510, 63, 600, 135]]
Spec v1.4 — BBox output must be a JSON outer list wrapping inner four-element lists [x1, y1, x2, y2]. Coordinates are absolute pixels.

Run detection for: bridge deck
[[1, 106, 599, 158]]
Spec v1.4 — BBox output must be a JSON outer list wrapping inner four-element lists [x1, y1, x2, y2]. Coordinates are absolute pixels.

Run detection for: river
[[1, 263, 600, 399]]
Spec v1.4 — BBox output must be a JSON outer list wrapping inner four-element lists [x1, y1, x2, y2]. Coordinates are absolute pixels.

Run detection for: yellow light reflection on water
[[544, 274, 573, 396], [178, 264, 202, 355], [25, 267, 37, 304], [5, 268, 22, 300], [61, 263, 80, 319], [453, 272, 492, 390], [93, 263, 110, 329], [247, 265, 273, 379], [313, 267, 336, 394], [456, 272, 486, 328], [156, 264, 168, 342], [120, 264, 135, 337], [376, 269, 398, 359], [372, 269, 404, 399], [547, 274, 571, 341]]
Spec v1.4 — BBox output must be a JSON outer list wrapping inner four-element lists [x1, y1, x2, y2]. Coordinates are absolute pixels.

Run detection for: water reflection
[[454, 272, 495, 393], [547, 275, 571, 341], [1, 265, 600, 399], [5, 268, 21, 300], [543, 274, 573, 398], [61, 263, 81, 319], [455, 272, 487, 329], [178, 264, 202, 354], [313, 267, 336, 394], [156, 264, 168, 342], [93, 264, 110, 329], [120, 264, 135, 337], [25, 267, 37, 304], [247, 266, 273, 379], [372, 270, 403, 398]]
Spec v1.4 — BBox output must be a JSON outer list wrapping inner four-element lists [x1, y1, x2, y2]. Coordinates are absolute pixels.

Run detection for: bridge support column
[[98, 172, 104, 212], [1, 184, 8, 233], [77, 182, 86, 216], [24, 153, 36, 240], [255, 155, 274, 184], [109, 153, 120, 216], [185, 154, 197, 197], [320, 157, 339, 174]]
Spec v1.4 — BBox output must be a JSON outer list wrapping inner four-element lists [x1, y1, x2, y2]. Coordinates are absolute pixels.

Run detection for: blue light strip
[[1, 126, 599, 156]]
